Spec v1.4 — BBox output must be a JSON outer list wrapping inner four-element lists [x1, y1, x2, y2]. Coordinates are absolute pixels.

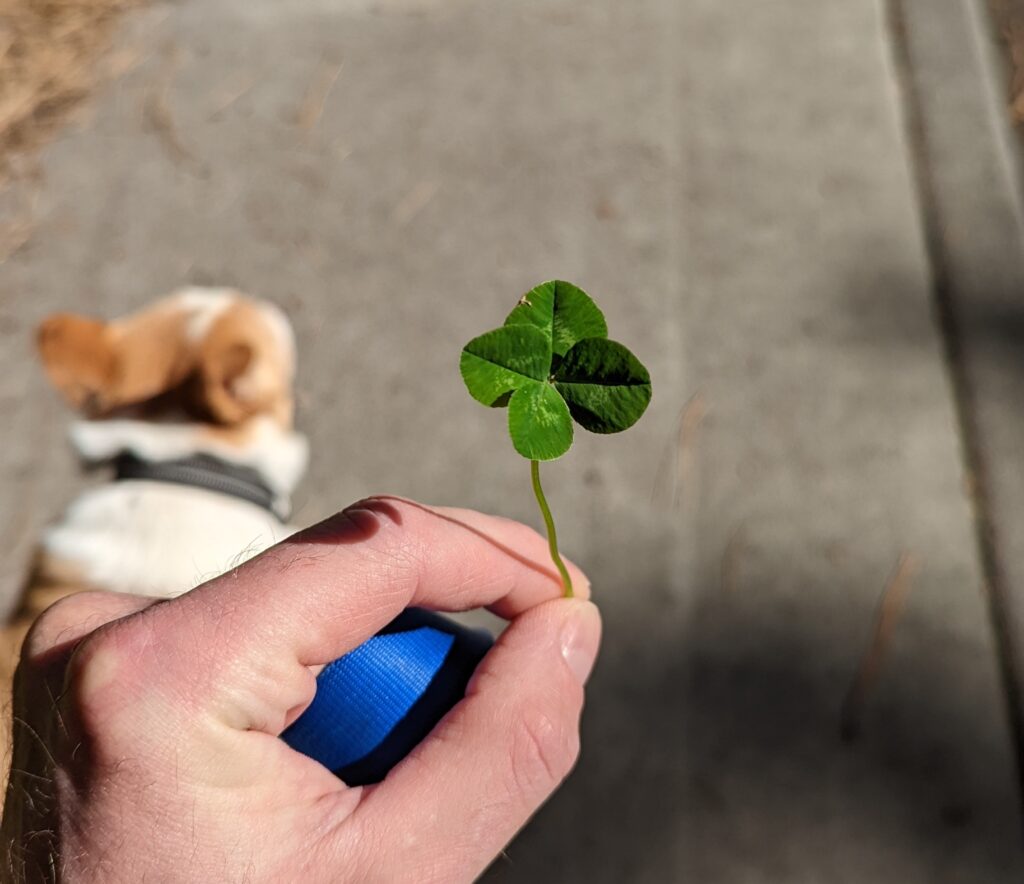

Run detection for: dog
[[0, 287, 308, 756]]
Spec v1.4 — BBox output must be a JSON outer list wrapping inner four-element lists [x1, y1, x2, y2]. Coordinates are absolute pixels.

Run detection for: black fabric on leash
[[114, 452, 282, 517]]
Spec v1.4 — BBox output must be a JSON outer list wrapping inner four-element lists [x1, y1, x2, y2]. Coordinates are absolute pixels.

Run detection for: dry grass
[[840, 552, 920, 741], [990, 0, 1024, 123], [0, 0, 138, 175], [0, 0, 140, 257]]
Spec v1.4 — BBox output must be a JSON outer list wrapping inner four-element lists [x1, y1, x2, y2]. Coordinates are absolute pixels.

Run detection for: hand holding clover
[[460, 280, 652, 596]]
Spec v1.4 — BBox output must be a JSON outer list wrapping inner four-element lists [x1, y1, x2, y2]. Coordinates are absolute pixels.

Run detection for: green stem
[[530, 459, 573, 598]]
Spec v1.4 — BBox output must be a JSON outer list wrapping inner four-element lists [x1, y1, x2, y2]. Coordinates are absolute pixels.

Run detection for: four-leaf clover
[[460, 280, 652, 461]]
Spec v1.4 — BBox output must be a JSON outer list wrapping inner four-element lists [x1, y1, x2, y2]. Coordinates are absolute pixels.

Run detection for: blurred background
[[5, 0, 1024, 880]]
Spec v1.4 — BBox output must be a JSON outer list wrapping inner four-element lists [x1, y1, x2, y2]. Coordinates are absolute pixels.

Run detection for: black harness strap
[[114, 452, 282, 518]]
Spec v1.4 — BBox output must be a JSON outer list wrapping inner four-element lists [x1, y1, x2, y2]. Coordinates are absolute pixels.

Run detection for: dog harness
[[114, 451, 282, 517]]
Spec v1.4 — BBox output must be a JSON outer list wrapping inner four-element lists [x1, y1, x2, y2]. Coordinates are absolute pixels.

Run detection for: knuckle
[[21, 591, 111, 666], [65, 630, 124, 715], [507, 705, 580, 799], [64, 619, 152, 734]]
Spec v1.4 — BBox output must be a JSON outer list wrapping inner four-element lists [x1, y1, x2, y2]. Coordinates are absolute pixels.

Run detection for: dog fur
[[1, 287, 307, 762]]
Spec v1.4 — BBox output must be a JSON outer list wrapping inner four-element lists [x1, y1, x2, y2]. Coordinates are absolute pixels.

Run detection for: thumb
[[339, 599, 601, 882]]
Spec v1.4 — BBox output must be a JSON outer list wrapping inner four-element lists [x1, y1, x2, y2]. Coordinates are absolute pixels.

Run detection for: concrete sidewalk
[[2, 0, 1023, 880]]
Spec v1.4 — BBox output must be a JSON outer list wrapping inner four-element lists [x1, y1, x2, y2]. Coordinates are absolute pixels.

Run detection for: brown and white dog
[[0, 288, 307, 746]]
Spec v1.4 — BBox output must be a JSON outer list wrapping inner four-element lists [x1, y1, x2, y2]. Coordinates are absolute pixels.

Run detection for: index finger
[[174, 496, 589, 668]]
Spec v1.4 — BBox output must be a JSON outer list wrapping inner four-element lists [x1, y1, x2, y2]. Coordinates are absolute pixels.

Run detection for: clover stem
[[530, 459, 574, 598]]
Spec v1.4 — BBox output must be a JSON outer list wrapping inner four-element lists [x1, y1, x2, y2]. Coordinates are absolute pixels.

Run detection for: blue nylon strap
[[282, 627, 455, 772]]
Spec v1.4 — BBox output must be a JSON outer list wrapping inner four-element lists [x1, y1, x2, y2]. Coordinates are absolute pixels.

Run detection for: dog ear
[[199, 339, 256, 424], [196, 303, 293, 426], [36, 314, 118, 413]]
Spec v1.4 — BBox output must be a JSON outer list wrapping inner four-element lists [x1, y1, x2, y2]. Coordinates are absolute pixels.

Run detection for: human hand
[[2, 497, 599, 882]]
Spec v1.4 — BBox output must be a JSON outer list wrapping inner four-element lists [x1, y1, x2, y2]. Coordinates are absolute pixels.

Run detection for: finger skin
[[423, 502, 590, 619], [340, 599, 601, 883], [22, 590, 160, 667], [3, 591, 160, 881], [102, 497, 590, 736], [1, 507, 598, 883], [180, 495, 589, 666], [196, 493, 589, 659]]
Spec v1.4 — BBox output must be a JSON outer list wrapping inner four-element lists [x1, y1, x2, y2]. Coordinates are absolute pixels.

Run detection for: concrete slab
[[892, 0, 1024, 786], [0, 0, 1021, 880]]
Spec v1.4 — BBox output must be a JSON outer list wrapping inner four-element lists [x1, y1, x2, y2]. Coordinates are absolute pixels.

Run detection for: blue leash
[[282, 609, 493, 785]]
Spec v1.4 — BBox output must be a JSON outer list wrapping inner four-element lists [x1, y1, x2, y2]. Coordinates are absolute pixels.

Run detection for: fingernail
[[560, 601, 601, 684]]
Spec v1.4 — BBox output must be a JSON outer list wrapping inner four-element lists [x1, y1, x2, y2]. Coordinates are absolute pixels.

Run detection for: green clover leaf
[[554, 338, 652, 434], [460, 324, 550, 407], [459, 280, 652, 461], [508, 381, 574, 461], [503, 279, 609, 359]]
